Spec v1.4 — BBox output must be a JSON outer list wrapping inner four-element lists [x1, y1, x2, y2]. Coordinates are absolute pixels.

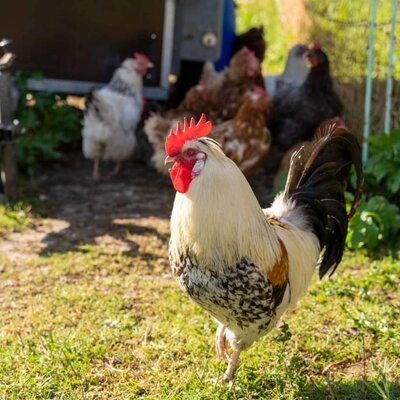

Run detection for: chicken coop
[[0, 0, 230, 197], [0, 0, 226, 99]]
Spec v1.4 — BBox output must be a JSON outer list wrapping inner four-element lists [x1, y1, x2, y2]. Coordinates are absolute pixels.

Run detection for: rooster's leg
[[223, 349, 240, 384], [215, 324, 229, 360], [93, 158, 100, 181]]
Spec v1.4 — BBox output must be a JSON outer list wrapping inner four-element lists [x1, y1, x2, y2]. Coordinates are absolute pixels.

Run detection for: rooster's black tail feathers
[[284, 122, 363, 278]]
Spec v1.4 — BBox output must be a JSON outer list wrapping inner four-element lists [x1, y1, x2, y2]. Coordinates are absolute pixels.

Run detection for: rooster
[[144, 81, 213, 175], [82, 53, 153, 180], [165, 115, 363, 383]]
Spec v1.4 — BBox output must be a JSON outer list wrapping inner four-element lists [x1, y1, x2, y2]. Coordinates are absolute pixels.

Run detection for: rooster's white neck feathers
[[169, 139, 281, 271]]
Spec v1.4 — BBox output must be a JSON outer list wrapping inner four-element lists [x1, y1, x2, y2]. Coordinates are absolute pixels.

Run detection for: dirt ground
[[0, 155, 274, 260], [0, 156, 173, 260]]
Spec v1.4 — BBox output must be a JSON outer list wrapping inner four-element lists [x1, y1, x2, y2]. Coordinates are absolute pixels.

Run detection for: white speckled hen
[[165, 115, 363, 383], [82, 53, 153, 180]]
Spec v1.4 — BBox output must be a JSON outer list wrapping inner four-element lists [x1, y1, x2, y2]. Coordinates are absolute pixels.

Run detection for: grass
[[0, 201, 34, 236], [0, 219, 399, 399]]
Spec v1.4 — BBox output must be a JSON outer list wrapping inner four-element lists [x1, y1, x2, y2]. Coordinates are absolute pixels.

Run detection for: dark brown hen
[[271, 45, 343, 152]]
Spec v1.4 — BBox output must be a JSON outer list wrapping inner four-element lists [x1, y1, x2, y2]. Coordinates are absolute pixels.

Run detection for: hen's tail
[[144, 113, 175, 175], [284, 122, 363, 278], [84, 90, 103, 119]]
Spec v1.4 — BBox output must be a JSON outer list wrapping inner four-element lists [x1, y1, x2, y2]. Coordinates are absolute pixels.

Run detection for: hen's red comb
[[253, 86, 266, 96], [312, 42, 321, 50], [165, 114, 212, 156], [133, 52, 150, 64]]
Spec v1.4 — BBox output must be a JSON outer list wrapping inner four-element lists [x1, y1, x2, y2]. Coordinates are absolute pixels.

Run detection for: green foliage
[[346, 195, 400, 250], [14, 71, 82, 172], [347, 131, 400, 251], [0, 201, 33, 235], [236, 0, 290, 74], [364, 131, 400, 203], [237, 0, 400, 82], [307, 0, 400, 82]]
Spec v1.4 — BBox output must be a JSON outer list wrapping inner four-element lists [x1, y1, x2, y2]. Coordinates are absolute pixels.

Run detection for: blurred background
[[236, 0, 400, 133]]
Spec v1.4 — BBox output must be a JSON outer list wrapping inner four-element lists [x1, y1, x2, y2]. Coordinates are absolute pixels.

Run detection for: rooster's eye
[[186, 149, 195, 156]]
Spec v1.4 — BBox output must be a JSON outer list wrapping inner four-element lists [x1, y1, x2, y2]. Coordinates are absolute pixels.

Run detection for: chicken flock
[[82, 36, 347, 184], [81, 29, 364, 383]]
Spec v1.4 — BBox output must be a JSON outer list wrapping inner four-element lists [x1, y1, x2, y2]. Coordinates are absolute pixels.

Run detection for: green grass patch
[[0, 227, 399, 399], [0, 201, 34, 236]]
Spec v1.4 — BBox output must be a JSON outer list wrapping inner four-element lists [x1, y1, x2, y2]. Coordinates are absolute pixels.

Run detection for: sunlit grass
[[0, 201, 33, 236], [0, 225, 399, 399]]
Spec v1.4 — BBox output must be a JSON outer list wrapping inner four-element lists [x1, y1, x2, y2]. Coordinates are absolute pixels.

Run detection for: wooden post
[[362, 0, 378, 163], [0, 44, 18, 201], [384, 0, 398, 135]]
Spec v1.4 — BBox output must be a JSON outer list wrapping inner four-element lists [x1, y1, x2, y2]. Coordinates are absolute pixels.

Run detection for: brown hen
[[216, 47, 264, 121], [212, 86, 271, 177]]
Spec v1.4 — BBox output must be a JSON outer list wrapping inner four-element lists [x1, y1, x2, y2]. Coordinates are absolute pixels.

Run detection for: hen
[[265, 43, 308, 100], [145, 47, 263, 175], [200, 62, 224, 97], [273, 116, 348, 187], [82, 53, 153, 180], [212, 86, 272, 177], [232, 26, 266, 63], [215, 46, 263, 121], [200, 26, 266, 100], [271, 44, 343, 152], [165, 115, 363, 383]]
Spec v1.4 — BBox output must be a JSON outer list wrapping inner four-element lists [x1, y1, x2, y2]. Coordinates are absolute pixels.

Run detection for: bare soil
[[0, 154, 273, 260]]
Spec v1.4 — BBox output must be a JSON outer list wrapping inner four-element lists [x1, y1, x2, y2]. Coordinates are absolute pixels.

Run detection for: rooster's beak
[[164, 155, 175, 165]]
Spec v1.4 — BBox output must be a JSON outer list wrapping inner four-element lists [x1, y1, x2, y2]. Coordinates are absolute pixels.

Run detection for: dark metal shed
[[1, 0, 225, 99]]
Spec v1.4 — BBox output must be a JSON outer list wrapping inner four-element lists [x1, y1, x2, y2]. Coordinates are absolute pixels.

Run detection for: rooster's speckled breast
[[170, 251, 281, 346]]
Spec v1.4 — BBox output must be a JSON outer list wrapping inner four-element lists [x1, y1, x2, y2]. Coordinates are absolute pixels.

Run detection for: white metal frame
[[160, 0, 176, 90]]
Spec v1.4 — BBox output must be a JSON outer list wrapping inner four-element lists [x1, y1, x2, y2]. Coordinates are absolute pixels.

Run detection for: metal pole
[[384, 0, 398, 135], [363, 0, 378, 162]]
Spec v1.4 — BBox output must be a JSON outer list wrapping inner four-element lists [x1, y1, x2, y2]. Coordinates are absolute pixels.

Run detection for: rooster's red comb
[[165, 114, 212, 156]]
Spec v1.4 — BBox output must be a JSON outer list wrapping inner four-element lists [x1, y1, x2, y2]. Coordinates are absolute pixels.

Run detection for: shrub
[[14, 72, 82, 173], [347, 130, 400, 251]]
